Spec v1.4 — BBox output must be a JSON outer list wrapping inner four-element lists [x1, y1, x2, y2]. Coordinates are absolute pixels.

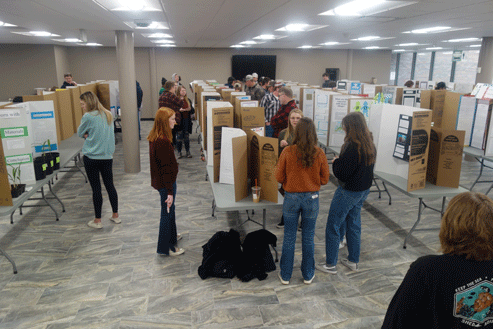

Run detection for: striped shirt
[[260, 92, 280, 122]]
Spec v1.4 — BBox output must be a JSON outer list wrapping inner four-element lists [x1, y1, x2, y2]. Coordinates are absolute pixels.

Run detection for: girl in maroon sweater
[[148, 107, 184, 256]]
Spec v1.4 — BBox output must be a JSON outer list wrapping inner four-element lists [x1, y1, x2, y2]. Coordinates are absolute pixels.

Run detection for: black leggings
[[83, 156, 118, 219]]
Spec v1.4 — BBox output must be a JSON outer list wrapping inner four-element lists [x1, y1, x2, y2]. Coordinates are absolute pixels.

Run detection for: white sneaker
[[304, 274, 315, 284], [341, 258, 358, 271], [87, 220, 102, 229], [169, 248, 185, 256], [110, 216, 121, 224], [278, 272, 289, 285], [315, 263, 337, 274], [177, 233, 183, 241], [339, 241, 345, 249]]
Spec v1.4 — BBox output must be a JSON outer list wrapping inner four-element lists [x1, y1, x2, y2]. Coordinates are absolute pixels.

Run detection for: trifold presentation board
[[300, 88, 317, 120], [349, 82, 362, 95], [55, 88, 75, 141], [470, 99, 493, 156], [0, 138, 13, 206], [313, 89, 336, 144], [220, 88, 235, 102], [233, 99, 256, 128], [402, 89, 421, 108], [361, 84, 383, 98], [96, 80, 119, 118], [200, 92, 221, 150], [207, 102, 233, 182], [370, 104, 432, 192], [67, 86, 82, 133], [456, 96, 477, 146], [382, 86, 403, 104]]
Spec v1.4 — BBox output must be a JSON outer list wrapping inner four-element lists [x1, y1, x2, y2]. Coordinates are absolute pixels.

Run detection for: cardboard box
[[200, 92, 221, 150], [67, 86, 82, 133], [420, 90, 447, 127], [207, 103, 234, 182], [234, 98, 256, 128], [220, 88, 235, 102], [240, 107, 265, 131], [247, 131, 278, 203], [232, 135, 248, 201], [55, 89, 75, 140], [371, 104, 432, 191], [441, 91, 465, 130], [426, 128, 465, 187], [0, 136, 13, 206]]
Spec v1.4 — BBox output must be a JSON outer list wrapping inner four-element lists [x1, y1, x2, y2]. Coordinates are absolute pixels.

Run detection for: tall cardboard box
[[248, 131, 279, 203], [67, 86, 82, 133], [426, 128, 465, 188], [55, 88, 75, 140], [207, 104, 234, 182], [420, 90, 447, 126], [371, 104, 432, 192], [441, 91, 464, 130], [240, 107, 265, 132]]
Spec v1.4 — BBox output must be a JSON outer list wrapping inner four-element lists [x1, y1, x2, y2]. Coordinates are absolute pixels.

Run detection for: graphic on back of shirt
[[455, 279, 493, 327]]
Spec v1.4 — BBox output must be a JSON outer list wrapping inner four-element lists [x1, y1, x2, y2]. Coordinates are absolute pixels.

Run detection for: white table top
[[206, 166, 283, 212], [463, 147, 493, 161], [374, 171, 469, 199]]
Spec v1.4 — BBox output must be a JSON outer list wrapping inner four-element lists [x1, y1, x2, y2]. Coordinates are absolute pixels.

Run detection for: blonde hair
[[440, 192, 493, 261], [79, 91, 112, 125], [284, 108, 303, 142], [147, 107, 175, 142]]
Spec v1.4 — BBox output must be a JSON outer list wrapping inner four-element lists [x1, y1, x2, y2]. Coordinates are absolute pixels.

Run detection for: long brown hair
[[341, 112, 375, 166], [147, 107, 175, 142], [80, 91, 113, 125], [292, 117, 318, 168], [176, 85, 190, 108], [440, 192, 493, 261], [284, 109, 303, 142]]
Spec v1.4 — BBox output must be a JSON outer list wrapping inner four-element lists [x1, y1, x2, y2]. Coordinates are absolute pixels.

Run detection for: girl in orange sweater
[[275, 117, 330, 285]]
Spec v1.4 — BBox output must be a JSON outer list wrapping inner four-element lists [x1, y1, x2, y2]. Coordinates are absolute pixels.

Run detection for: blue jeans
[[265, 124, 274, 138], [157, 182, 178, 255], [325, 186, 370, 266], [280, 191, 319, 281]]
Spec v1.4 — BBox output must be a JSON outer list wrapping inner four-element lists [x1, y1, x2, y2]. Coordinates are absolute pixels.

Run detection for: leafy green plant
[[41, 139, 51, 157], [7, 163, 21, 188]]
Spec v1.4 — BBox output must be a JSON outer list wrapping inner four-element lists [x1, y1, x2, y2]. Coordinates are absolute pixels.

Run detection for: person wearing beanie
[[159, 77, 167, 96], [252, 73, 258, 83], [172, 73, 182, 86], [245, 74, 265, 101]]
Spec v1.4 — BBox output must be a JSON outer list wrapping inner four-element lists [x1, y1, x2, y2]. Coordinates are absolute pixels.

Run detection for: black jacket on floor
[[198, 229, 242, 279], [237, 229, 277, 282]]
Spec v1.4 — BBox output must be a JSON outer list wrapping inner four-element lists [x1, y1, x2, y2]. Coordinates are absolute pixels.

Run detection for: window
[[389, 53, 398, 85], [454, 50, 480, 86], [414, 52, 431, 82], [433, 51, 453, 83], [397, 52, 413, 87]]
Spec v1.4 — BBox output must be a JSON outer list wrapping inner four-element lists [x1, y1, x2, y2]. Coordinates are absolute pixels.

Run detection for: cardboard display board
[[19, 101, 58, 156], [97, 81, 119, 117], [361, 84, 383, 98], [426, 128, 465, 187], [234, 99, 256, 128], [483, 100, 493, 156], [349, 82, 362, 95], [382, 86, 403, 104], [219, 127, 247, 186], [456, 96, 477, 146], [349, 97, 373, 125], [232, 135, 248, 201], [67, 86, 82, 133], [248, 132, 278, 203], [220, 88, 235, 102], [40, 92, 61, 144], [313, 89, 337, 144], [420, 90, 446, 127], [329, 95, 350, 147], [0, 107, 36, 185], [55, 89, 75, 140], [240, 107, 265, 131], [0, 137, 13, 206], [300, 88, 316, 120], [370, 104, 432, 191], [22, 95, 44, 102], [402, 89, 421, 107], [441, 91, 464, 130], [470, 99, 490, 150], [207, 104, 234, 182], [200, 92, 222, 149]]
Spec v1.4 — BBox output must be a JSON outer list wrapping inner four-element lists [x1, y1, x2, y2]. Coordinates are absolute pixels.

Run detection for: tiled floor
[[0, 121, 488, 328]]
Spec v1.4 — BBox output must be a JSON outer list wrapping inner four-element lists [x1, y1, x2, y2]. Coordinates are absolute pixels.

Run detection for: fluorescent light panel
[[411, 26, 450, 34], [426, 47, 443, 50], [240, 40, 257, 45], [0, 21, 17, 27], [470, 44, 482, 48], [398, 43, 419, 46], [446, 38, 481, 42]]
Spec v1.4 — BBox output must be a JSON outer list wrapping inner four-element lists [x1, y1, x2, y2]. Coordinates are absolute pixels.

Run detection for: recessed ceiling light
[[356, 36, 380, 41], [85, 43, 102, 46], [446, 38, 481, 42], [364, 46, 381, 49], [240, 41, 257, 45], [442, 51, 453, 54], [159, 44, 176, 47], [0, 21, 16, 27], [124, 21, 168, 30], [393, 49, 405, 52], [298, 45, 313, 49], [411, 26, 450, 34], [30, 31, 53, 37], [417, 52, 426, 55], [285, 24, 309, 32], [319, 0, 386, 16], [230, 45, 245, 48], [426, 47, 443, 50], [253, 34, 276, 40], [398, 43, 419, 46], [469, 44, 482, 48], [146, 33, 172, 38], [53, 38, 83, 43], [321, 41, 340, 46], [119, 0, 144, 11]]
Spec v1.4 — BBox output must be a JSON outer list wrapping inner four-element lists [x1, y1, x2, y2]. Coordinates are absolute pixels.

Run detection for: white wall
[[54, 45, 70, 87]]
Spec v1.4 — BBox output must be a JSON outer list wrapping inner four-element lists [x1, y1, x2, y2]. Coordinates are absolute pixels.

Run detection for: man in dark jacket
[[60, 73, 77, 89], [136, 81, 143, 140]]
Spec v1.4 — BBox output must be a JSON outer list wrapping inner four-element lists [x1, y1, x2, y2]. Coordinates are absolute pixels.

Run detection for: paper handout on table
[[220, 127, 246, 185]]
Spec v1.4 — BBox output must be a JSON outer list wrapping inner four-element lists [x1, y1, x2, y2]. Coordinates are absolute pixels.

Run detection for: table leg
[[404, 197, 423, 249], [48, 180, 65, 213], [373, 178, 382, 199], [441, 196, 446, 216], [211, 198, 216, 218], [381, 181, 392, 205], [263, 209, 266, 230], [470, 157, 484, 190], [0, 247, 17, 274], [41, 186, 60, 221], [74, 155, 88, 183]]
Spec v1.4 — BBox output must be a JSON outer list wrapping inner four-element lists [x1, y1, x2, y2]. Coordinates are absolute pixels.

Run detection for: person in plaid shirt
[[260, 81, 281, 137], [159, 81, 186, 145], [270, 86, 298, 138]]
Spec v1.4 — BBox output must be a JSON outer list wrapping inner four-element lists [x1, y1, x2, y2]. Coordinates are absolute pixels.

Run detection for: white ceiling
[[0, 0, 492, 52]]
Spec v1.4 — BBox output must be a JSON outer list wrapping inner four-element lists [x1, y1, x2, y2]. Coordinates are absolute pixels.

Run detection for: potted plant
[[8, 164, 25, 198], [45, 139, 60, 171]]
